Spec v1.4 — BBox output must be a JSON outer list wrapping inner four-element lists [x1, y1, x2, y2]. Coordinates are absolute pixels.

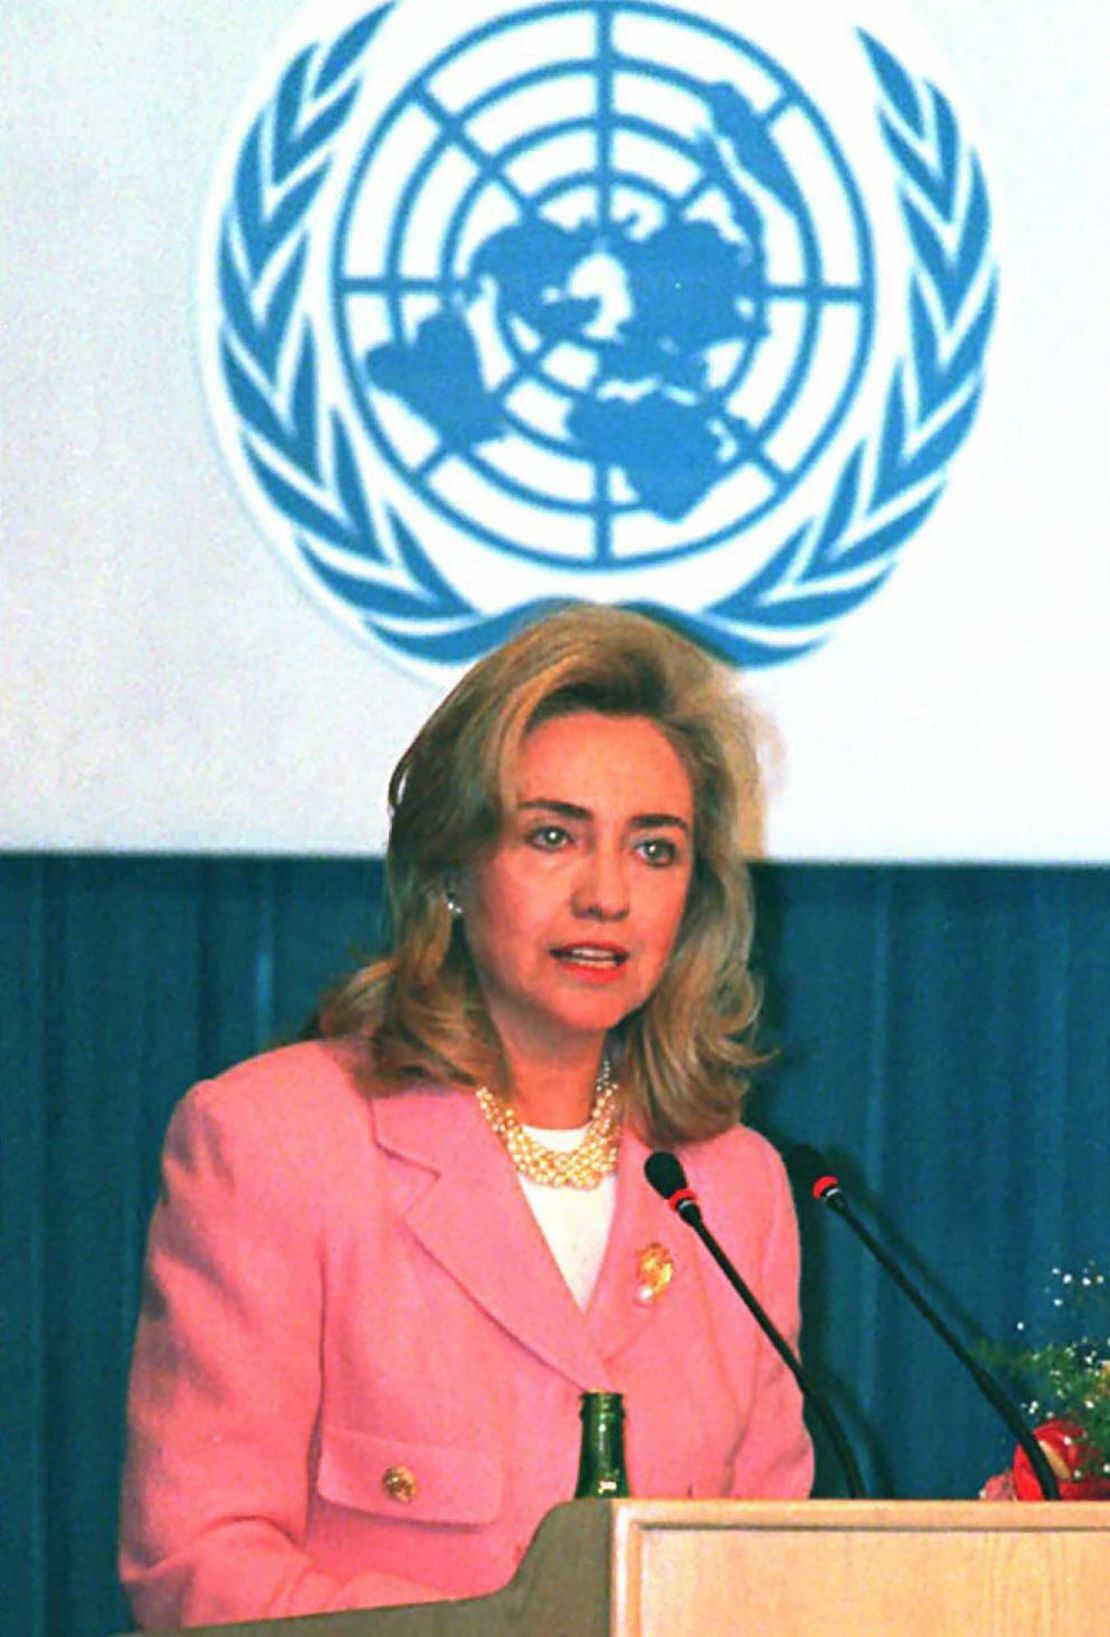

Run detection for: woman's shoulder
[[187, 1037, 368, 1116], [680, 1121, 791, 1207], [164, 1039, 389, 1176], [170, 1040, 464, 1171], [150, 1044, 475, 1256], [683, 1118, 784, 1166]]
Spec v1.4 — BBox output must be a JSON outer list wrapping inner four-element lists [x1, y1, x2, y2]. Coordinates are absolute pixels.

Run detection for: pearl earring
[[444, 888, 463, 919]]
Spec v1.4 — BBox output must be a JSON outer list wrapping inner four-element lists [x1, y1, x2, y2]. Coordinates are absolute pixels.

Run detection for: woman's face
[[457, 710, 695, 1063]]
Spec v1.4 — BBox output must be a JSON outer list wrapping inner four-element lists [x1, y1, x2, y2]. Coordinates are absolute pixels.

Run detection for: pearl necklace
[[474, 1057, 620, 1189]]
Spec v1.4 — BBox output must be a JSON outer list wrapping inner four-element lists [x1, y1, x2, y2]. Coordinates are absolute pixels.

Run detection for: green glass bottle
[[573, 1391, 630, 1498]]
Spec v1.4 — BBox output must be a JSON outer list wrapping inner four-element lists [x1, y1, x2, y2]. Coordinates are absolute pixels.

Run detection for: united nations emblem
[[200, 0, 997, 676]]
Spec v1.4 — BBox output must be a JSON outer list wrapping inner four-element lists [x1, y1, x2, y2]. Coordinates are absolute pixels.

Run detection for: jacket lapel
[[584, 1122, 691, 1364], [372, 1087, 611, 1389]]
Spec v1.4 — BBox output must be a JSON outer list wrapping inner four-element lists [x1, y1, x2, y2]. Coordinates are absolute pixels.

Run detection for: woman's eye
[[527, 824, 570, 850], [637, 836, 678, 866]]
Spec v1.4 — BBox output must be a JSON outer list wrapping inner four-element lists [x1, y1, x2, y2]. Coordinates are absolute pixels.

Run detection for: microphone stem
[[824, 1192, 1060, 1502], [690, 1213, 866, 1499]]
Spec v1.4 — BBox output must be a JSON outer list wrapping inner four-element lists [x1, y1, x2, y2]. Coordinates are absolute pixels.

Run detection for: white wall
[[2, 0, 1106, 858]]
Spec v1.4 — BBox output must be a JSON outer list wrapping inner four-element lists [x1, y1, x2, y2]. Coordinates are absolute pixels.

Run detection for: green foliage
[[986, 1266, 1110, 1480]]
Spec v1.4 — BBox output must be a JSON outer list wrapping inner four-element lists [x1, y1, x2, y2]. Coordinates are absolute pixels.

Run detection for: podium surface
[[131, 1499, 1110, 1637], [610, 1498, 1109, 1635]]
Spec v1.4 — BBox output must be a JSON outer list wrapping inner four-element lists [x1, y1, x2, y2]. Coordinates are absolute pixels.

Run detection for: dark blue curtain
[[3, 856, 1108, 1637]]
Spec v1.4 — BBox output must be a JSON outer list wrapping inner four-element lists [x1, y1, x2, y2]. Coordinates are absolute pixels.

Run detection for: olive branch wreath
[[216, 11, 997, 668]]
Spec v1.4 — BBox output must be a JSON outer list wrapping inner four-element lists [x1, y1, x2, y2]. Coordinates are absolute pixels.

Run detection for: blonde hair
[[321, 605, 765, 1144]]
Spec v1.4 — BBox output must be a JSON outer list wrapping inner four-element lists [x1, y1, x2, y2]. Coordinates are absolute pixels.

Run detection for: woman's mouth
[[551, 944, 630, 981]]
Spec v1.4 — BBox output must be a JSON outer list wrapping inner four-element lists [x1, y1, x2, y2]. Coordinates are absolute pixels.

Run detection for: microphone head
[[786, 1143, 841, 1202], [644, 1150, 687, 1199], [644, 1151, 703, 1225]]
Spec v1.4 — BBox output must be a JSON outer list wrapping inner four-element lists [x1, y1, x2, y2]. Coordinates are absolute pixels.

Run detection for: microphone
[[645, 1150, 865, 1498], [787, 1144, 1060, 1502]]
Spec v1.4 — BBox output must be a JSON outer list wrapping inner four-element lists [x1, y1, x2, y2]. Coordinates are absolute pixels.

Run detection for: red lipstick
[[550, 943, 630, 984]]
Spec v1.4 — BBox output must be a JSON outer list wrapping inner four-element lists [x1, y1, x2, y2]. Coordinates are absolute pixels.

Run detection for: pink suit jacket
[[120, 1041, 812, 1628]]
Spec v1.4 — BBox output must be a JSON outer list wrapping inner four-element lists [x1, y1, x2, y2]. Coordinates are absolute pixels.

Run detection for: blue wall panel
[[2, 857, 1107, 1636]]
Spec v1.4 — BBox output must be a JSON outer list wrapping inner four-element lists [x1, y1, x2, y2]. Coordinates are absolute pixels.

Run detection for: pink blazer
[[120, 1042, 812, 1627]]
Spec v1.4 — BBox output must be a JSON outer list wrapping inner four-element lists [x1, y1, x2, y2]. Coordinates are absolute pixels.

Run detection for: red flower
[[1010, 1418, 1110, 1501]]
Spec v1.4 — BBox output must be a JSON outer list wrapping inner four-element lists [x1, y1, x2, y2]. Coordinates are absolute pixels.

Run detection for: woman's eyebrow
[[518, 798, 690, 832], [518, 798, 591, 820], [634, 812, 691, 833]]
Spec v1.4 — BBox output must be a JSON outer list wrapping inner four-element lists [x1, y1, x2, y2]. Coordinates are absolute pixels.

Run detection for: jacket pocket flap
[[317, 1425, 502, 1526]]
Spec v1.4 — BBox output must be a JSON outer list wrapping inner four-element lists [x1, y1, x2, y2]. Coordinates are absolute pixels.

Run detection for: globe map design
[[333, 2, 874, 568]]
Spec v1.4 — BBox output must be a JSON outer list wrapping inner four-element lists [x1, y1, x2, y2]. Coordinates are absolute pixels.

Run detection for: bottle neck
[[574, 1391, 630, 1499]]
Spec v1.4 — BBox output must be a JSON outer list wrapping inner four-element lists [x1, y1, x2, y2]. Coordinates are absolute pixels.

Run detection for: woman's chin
[[517, 992, 639, 1050]]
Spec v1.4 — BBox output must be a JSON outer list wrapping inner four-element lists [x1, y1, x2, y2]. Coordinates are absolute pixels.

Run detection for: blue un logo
[[334, 5, 873, 567], [202, 0, 997, 671]]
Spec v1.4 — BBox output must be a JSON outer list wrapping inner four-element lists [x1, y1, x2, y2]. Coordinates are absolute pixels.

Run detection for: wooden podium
[[134, 1500, 1110, 1637]]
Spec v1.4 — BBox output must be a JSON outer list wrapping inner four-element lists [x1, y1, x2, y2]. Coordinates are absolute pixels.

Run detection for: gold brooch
[[635, 1242, 675, 1305]]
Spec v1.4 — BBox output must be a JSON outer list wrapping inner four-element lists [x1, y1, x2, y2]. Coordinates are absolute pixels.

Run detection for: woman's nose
[[571, 848, 630, 920]]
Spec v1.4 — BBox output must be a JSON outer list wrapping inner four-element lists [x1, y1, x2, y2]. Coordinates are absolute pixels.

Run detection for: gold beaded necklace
[[474, 1056, 620, 1189]]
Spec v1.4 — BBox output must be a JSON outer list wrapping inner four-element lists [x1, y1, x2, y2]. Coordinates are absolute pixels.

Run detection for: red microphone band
[[812, 1174, 840, 1201], [666, 1186, 699, 1212]]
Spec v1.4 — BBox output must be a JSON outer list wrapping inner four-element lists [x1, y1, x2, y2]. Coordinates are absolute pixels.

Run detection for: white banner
[[2, 0, 1107, 859]]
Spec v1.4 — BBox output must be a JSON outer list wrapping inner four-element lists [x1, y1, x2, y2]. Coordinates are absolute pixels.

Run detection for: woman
[[120, 606, 813, 1628]]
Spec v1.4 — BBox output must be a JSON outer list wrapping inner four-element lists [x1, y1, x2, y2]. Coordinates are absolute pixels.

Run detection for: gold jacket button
[[381, 1464, 418, 1503]]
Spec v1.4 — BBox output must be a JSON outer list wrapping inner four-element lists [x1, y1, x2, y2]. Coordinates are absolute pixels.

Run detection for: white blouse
[[517, 1123, 618, 1309]]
